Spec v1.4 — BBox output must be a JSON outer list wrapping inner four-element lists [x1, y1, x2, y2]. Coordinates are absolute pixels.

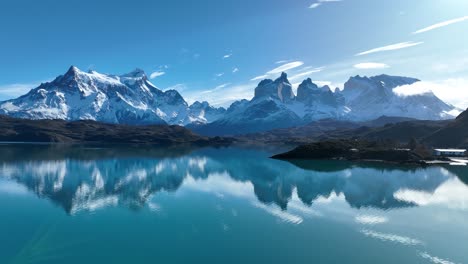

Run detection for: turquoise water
[[0, 144, 467, 264]]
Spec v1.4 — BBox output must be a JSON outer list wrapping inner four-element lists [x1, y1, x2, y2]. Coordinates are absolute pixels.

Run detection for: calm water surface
[[0, 144, 467, 264]]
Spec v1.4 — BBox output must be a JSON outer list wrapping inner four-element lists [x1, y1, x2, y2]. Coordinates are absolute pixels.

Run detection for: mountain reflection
[[0, 144, 466, 214]]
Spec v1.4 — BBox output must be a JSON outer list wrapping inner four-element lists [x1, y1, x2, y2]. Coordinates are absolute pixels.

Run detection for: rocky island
[[271, 139, 436, 165]]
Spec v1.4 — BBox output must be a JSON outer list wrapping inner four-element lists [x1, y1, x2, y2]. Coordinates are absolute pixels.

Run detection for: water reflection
[[0, 144, 467, 215]]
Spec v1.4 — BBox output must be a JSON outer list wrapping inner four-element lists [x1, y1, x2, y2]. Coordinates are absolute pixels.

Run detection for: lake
[[0, 144, 467, 264]]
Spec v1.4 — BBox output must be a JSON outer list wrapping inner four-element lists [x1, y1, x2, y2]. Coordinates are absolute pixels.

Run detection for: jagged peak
[[65, 65, 82, 76], [163, 89, 181, 95], [298, 78, 318, 89], [300, 78, 314, 86], [121, 68, 147, 78], [275, 72, 290, 84], [257, 79, 274, 87], [348, 75, 369, 81], [193, 101, 210, 106], [191, 101, 210, 107], [322, 85, 332, 92]]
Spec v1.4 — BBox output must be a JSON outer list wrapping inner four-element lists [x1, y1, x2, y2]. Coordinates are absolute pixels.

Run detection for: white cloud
[[184, 82, 255, 107], [393, 78, 468, 109], [267, 61, 304, 75], [356, 41, 423, 56], [201, 83, 231, 94], [149, 71, 165, 79], [309, 0, 342, 9], [251, 75, 269, 81], [0, 82, 43, 99], [232, 67, 239, 73], [309, 3, 321, 9], [275, 60, 290, 64], [215, 73, 224, 77], [289, 68, 323, 80], [216, 83, 230, 89], [354, 62, 390, 69], [413, 16, 468, 34], [223, 54, 232, 59]]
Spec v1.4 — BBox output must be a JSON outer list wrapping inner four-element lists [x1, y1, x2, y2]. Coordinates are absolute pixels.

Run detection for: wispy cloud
[[275, 60, 290, 64], [354, 62, 390, 69], [149, 71, 165, 79], [289, 68, 323, 80], [0, 80, 51, 100], [215, 73, 225, 77], [201, 83, 231, 94], [223, 53, 232, 59], [413, 16, 468, 34], [356, 41, 423, 56], [309, 3, 321, 9], [251, 75, 269, 81], [267, 61, 304, 75], [184, 82, 255, 107], [309, 0, 343, 9], [0, 83, 35, 97], [216, 83, 230, 89], [232, 67, 239, 73]]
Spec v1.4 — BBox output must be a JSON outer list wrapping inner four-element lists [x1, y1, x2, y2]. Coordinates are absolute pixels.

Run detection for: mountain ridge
[[0, 66, 225, 126], [0, 66, 459, 136]]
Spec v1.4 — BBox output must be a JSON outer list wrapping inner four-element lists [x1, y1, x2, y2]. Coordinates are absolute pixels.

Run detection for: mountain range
[[0, 66, 460, 136], [0, 66, 225, 126]]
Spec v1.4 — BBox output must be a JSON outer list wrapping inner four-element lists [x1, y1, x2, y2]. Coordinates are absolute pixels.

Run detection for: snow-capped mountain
[[0, 66, 224, 125], [192, 73, 347, 135], [186, 101, 226, 125], [193, 73, 458, 136], [342, 75, 457, 121], [0, 66, 459, 136]]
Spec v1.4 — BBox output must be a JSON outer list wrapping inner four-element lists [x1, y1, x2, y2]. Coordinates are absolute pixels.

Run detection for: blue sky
[[1, 0, 468, 107]]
